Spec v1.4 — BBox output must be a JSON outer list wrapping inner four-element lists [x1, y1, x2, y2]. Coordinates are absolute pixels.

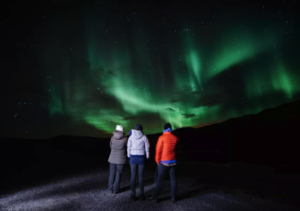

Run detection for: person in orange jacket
[[150, 123, 180, 203]]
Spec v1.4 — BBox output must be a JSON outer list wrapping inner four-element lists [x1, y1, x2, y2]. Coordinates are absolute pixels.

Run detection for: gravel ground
[[0, 164, 298, 211]]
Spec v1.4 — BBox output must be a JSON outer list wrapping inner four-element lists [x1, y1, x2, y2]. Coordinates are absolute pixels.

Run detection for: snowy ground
[[0, 163, 299, 211]]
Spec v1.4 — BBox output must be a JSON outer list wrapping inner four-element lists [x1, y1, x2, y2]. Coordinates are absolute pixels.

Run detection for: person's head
[[135, 124, 143, 131], [115, 125, 124, 132], [164, 123, 172, 130]]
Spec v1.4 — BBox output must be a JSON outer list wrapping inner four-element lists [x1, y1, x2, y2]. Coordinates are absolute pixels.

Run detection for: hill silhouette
[[1, 99, 300, 195], [171, 99, 300, 167]]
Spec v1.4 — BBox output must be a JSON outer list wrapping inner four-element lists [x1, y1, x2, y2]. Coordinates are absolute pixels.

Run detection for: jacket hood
[[113, 130, 125, 140], [131, 129, 144, 139]]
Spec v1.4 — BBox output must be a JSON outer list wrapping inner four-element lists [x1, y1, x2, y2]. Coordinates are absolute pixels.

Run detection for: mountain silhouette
[[1, 99, 300, 196]]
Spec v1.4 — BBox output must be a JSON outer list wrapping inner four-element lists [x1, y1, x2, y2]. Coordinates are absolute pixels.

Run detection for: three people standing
[[108, 123, 179, 203]]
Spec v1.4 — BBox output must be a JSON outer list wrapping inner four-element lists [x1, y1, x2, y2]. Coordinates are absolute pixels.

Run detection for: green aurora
[[41, 5, 300, 136]]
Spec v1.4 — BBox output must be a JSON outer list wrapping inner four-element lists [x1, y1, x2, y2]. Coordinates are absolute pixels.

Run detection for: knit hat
[[115, 125, 123, 131], [135, 124, 143, 131], [164, 123, 172, 130]]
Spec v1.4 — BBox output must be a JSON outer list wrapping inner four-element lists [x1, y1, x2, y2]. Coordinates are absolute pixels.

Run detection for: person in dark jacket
[[127, 124, 150, 201], [108, 125, 128, 194]]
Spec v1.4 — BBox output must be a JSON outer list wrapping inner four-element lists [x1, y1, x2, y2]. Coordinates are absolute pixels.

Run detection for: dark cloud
[[168, 97, 180, 104], [193, 92, 232, 107], [106, 70, 116, 77], [165, 108, 176, 111], [121, 116, 137, 121], [172, 86, 194, 95], [182, 113, 196, 118], [190, 91, 202, 95]]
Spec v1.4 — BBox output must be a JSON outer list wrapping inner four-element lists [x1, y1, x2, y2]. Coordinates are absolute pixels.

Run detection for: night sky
[[1, 0, 300, 139]]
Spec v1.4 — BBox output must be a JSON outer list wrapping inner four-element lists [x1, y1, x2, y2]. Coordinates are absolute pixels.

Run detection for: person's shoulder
[[144, 135, 151, 141], [127, 136, 132, 141], [158, 133, 165, 139], [171, 132, 178, 137]]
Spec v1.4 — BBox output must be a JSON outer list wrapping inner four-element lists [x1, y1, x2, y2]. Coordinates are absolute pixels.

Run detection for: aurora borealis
[[1, 0, 300, 138]]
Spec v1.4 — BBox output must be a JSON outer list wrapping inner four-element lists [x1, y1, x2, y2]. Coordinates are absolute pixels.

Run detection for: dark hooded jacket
[[108, 130, 128, 164]]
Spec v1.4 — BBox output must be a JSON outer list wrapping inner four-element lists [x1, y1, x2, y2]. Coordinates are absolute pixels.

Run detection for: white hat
[[115, 125, 123, 131]]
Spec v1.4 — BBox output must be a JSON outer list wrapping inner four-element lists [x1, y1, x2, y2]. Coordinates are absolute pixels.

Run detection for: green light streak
[[186, 50, 201, 87], [48, 84, 63, 117], [246, 61, 300, 100], [272, 64, 294, 99], [43, 10, 300, 136], [208, 29, 278, 78]]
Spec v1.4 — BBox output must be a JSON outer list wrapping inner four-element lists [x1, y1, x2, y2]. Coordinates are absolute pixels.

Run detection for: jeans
[[130, 164, 145, 196], [153, 164, 177, 200], [108, 163, 124, 193]]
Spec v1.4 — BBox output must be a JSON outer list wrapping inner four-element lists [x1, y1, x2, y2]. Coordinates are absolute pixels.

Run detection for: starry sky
[[1, 0, 300, 139]]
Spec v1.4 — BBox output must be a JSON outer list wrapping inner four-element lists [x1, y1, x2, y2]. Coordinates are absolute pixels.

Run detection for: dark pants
[[154, 166, 158, 186], [130, 164, 145, 196], [108, 163, 124, 193], [153, 164, 177, 200]]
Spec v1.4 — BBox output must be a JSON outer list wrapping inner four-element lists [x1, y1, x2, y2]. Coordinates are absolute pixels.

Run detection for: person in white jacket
[[127, 124, 150, 201]]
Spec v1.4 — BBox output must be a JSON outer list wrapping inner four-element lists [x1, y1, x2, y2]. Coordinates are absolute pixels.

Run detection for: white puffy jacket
[[127, 129, 150, 159]]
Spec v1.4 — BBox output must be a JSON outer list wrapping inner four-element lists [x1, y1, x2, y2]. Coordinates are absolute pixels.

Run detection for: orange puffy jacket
[[155, 131, 179, 164]]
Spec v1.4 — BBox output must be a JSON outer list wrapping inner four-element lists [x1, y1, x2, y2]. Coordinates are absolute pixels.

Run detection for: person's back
[[155, 131, 178, 165], [128, 129, 149, 158], [108, 125, 128, 194], [127, 124, 150, 201], [151, 123, 179, 203], [108, 130, 127, 164]]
